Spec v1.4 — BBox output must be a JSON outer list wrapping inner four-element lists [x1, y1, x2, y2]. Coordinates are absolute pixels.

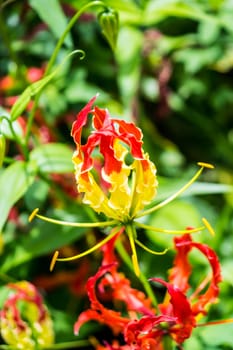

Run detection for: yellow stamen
[[197, 318, 233, 327], [50, 251, 59, 271], [197, 162, 214, 169], [28, 208, 39, 222], [137, 164, 207, 218], [135, 222, 205, 235], [132, 253, 140, 277], [202, 217, 215, 236], [135, 239, 169, 255], [126, 225, 140, 276], [52, 227, 121, 264], [28, 209, 118, 228]]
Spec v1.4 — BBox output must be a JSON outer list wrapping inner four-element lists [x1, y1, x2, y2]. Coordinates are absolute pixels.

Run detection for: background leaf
[[29, 143, 74, 174], [29, 0, 72, 48], [0, 161, 36, 232]]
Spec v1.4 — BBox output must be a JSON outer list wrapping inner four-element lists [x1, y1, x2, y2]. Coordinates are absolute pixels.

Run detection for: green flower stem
[[162, 335, 174, 350], [116, 230, 158, 308], [45, 0, 105, 75], [25, 0, 105, 149]]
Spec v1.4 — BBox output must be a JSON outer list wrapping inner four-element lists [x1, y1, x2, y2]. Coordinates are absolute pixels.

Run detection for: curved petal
[[169, 234, 222, 317], [74, 264, 129, 336], [150, 278, 196, 344]]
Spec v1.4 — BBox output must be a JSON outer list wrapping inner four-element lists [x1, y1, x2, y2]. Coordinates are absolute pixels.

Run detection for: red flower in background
[[75, 233, 221, 349]]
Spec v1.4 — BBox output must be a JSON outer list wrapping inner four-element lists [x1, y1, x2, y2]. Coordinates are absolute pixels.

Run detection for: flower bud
[[98, 8, 119, 51]]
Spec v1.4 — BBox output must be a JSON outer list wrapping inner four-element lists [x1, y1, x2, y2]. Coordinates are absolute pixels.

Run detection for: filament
[[135, 239, 169, 255], [28, 208, 118, 228], [135, 222, 205, 235], [202, 217, 215, 236], [137, 163, 214, 218], [50, 227, 121, 269]]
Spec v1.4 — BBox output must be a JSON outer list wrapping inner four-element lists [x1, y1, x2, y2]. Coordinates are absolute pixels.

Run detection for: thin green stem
[[162, 335, 174, 350], [45, 1, 105, 75]]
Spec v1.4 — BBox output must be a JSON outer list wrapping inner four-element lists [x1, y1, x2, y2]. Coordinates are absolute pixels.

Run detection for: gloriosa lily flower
[[71, 95, 158, 221], [74, 232, 222, 349], [0, 281, 54, 350], [29, 95, 215, 275]]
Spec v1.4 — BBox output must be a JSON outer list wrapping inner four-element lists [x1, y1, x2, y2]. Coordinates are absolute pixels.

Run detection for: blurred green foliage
[[0, 0, 233, 349]]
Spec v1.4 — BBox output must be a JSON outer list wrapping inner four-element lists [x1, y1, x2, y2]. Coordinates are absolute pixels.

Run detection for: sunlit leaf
[[0, 206, 90, 271], [0, 161, 36, 232], [29, 143, 74, 174], [143, 0, 215, 25], [29, 0, 72, 47], [0, 108, 24, 140]]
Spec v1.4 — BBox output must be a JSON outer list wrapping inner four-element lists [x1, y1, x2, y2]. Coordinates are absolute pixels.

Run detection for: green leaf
[[29, 143, 74, 174], [198, 323, 233, 346], [143, 0, 214, 25], [25, 179, 50, 211], [10, 74, 58, 121], [146, 199, 202, 248], [0, 206, 90, 271], [0, 108, 24, 140], [0, 161, 36, 232], [29, 0, 72, 48], [115, 27, 143, 111]]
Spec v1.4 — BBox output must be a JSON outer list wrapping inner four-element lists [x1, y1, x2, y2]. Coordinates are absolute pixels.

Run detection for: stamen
[[50, 251, 59, 272], [51, 227, 121, 265], [126, 225, 140, 276], [28, 208, 39, 222], [197, 318, 233, 327], [135, 239, 169, 255], [28, 209, 118, 228], [190, 274, 212, 301], [202, 217, 215, 236], [135, 222, 205, 235], [197, 162, 214, 169], [137, 163, 210, 218]]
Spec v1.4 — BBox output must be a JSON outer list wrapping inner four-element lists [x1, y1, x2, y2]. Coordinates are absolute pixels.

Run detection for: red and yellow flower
[[0, 281, 54, 350], [71, 95, 157, 221], [29, 96, 215, 276], [75, 232, 222, 349]]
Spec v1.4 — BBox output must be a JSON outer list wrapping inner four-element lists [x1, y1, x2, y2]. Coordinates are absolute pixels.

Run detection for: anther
[[50, 251, 59, 272], [28, 208, 39, 222], [197, 162, 214, 169], [202, 217, 215, 236]]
